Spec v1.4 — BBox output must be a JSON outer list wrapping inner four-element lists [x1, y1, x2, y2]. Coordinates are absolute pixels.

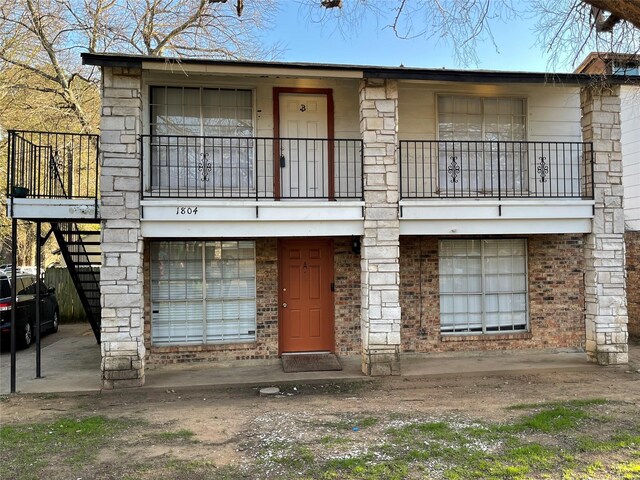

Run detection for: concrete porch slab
[[2, 324, 637, 395]]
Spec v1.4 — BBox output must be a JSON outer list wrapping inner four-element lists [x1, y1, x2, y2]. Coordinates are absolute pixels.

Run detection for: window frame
[[142, 83, 258, 194], [433, 94, 530, 196], [150, 239, 258, 347], [149, 86, 255, 138], [435, 94, 529, 142], [438, 238, 530, 335]]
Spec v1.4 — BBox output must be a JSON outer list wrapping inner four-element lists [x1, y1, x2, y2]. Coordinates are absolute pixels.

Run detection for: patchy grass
[[151, 428, 198, 443], [322, 456, 409, 480], [1, 396, 637, 480], [320, 415, 379, 431], [320, 435, 351, 446], [244, 399, 639, 480], [507, 398, 608, 410], [0, 416, 134, 479], [273, 445, 314, 468]]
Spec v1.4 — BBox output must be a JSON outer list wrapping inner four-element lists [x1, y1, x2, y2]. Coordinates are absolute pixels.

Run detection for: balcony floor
[[7, 198, 99, 221]]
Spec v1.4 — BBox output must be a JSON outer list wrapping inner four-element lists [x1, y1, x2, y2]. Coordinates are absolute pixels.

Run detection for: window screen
[[150, 87, 252, 137], [437, 96, 527, 195], [149, 87, 254, 192], [150, 240, 256, 346], [439, 239, 528, 334]]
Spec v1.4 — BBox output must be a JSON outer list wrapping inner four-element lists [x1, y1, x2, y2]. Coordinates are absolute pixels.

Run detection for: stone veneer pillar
[[359, 78, 401, 376], [581, 84, 629, 365], [99, 67, 145, 387]]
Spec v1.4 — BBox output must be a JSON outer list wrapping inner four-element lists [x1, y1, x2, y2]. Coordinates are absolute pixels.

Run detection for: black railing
[[140, 135, 363, 200], [399, 140, 594, 200], [6, 130, 100, 200]]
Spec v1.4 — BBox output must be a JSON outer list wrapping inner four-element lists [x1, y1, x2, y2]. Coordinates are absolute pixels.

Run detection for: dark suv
[[0, 274, 59, 349]]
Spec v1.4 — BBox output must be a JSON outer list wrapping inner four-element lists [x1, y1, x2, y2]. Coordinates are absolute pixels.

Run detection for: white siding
[[621, 85, 640, 230], [397, 82, 581, 141], [141, 71, 361, 138]]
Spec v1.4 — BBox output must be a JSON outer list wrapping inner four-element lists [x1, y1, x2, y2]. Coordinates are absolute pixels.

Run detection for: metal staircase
[[7, 130, 102, 342], [51, 223, 102, 342]]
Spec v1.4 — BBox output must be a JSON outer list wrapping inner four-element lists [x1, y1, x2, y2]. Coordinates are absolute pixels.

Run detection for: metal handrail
[[140, 134, 364, 200], [6, 130, 100, 201], [399, 140, 594, 200]]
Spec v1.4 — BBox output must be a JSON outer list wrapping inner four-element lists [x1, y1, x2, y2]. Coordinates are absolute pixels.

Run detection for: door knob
[[282, 303, 287, 308]]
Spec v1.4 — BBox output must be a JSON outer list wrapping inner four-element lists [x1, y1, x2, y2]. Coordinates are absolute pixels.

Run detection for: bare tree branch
[[584, 0, 640, 30]]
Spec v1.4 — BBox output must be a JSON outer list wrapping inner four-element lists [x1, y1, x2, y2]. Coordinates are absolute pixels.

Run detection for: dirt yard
[[1, 349, 639, 479]]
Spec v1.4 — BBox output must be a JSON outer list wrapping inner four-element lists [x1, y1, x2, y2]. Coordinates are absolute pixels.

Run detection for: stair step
[[65, 241, 101, 246], [58, 230, 100, 236], [70, 261, 100, 266], [58, 229, 100, 237]]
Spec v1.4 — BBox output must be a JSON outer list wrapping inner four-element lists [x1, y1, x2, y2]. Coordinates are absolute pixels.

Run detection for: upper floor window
[[150, 86, 253, 137], [437, 96, 527, 194], [612, 61, 640, 76], [148, 87, 255, 193], [438, 96, 526, 141]]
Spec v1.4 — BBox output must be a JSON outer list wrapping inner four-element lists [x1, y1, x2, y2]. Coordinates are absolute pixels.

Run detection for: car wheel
[[51, 310, 59, 333], [18, 321, 32, 349]]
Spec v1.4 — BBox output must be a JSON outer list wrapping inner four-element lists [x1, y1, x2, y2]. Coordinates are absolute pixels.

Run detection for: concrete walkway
[[0, 323, 101, 394], [4, 322, 631, 395]]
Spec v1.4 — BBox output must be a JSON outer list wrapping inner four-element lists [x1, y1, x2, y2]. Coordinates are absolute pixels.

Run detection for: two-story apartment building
[[45, 53, 630, 388]]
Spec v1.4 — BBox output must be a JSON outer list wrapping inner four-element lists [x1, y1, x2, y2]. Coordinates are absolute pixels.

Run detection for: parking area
[[0, 323, 101, 394]]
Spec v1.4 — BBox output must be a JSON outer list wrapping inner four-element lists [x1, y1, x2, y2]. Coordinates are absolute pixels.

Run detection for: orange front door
[[279, 239, 334, 353]]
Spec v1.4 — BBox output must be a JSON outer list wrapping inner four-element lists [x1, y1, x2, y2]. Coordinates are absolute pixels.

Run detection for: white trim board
[[7, 198, 99, 220], [141, 220, 364, 237], [399, 199, 594, 235]]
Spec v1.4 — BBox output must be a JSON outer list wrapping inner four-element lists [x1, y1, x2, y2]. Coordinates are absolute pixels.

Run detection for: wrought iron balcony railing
[[6, 130, 100, 200], [399, 140, 594, 200], [140, 135, 363, 200]]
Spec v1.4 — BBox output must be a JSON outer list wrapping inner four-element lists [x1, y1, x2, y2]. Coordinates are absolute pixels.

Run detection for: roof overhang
[[81, 52, 639, 85]]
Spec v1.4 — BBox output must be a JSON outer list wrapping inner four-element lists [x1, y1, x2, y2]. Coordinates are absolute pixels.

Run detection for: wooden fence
[[44, 266, 100, 323]]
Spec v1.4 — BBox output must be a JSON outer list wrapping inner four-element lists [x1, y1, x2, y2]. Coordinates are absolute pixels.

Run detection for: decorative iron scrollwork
[[447, 156, 461, 184], [536, 156, 549, 183], [198, 152, 212, 182]]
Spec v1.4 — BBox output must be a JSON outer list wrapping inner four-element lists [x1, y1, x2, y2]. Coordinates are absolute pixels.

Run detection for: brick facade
[[334, 238, 363, 356], [626, 231, 640, 339], [143, 237, 361, 365], [400, 235, 586, 353]]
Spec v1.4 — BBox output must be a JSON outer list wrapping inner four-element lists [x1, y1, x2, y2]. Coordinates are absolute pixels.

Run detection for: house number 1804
[[176, 207, 198, 215]]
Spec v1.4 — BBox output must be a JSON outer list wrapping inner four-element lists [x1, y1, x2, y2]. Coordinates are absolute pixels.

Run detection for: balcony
[[398, 140, 595, 235], [6, 130, 100, 220], [399, 140, 593, 200], [140, 135, 363, 200], [139, 135, 365, 238]]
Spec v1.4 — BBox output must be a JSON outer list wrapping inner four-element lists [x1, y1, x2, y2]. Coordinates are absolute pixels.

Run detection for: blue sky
[[267, 2, 559, 72]]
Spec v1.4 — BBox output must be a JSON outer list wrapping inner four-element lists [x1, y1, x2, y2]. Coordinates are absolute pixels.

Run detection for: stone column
[[99, 66, 145, 387], [581, 84, 628, 365], [359, 78, 401, 376]]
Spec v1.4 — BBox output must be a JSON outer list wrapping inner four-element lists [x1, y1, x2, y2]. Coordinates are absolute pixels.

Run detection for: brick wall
[[143, 237, 361, 364], [334, 238, 362, 356], [626, 231, 640, 339], [400, 235, 585, 353]]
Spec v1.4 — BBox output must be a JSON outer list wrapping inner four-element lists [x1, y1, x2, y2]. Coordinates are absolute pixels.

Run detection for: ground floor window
[[150, 240, 256, 346], [439, 238, 528, 334]]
